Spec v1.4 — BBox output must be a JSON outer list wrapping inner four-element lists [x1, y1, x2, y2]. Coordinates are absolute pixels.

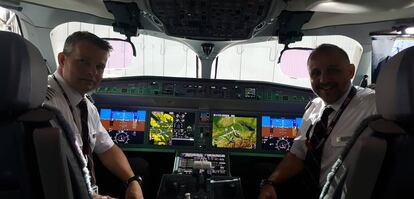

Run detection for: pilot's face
[[307, 50, 355, 104], [58, 41, 109, 94]]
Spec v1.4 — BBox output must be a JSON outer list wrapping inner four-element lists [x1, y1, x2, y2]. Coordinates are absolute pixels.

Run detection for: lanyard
[[52, 75, 95, 188], [52, 74, 80, 127], [305, 86, 357, 146]]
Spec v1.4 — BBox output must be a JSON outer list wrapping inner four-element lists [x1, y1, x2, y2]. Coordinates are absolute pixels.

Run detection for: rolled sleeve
[[93, 122, 114, 154], [290, 129, 308, 160], [290, 99, 320, 160]]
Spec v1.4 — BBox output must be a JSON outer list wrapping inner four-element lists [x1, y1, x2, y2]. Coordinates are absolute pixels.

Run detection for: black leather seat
[[0, 31, 91, 199], [320, 46, 414, 199]]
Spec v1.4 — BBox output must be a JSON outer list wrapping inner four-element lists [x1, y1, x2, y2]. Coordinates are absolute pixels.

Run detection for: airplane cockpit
[[92, 68, 314, 198], [0, 0, 413, 199]]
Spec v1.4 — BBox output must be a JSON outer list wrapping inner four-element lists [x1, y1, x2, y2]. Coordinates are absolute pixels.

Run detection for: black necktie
[[309, 107, 335, 158], [78, 98, 96, 185], [305, 107, 334, 186]]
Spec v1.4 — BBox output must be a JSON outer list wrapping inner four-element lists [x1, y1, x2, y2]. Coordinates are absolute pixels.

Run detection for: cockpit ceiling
[[149, 0, 272, 40], [12, 0, 414, 38]]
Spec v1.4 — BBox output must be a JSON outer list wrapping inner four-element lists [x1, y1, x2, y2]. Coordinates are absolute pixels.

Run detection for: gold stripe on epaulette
[[46, 85, 56, 101], [85, 94, 95, 104], [305, 100, 313, 111]]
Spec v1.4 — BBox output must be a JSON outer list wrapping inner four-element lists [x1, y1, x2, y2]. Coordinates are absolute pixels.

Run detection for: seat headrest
[[376, 46, 414, 123], [0, 31, 48, 114]]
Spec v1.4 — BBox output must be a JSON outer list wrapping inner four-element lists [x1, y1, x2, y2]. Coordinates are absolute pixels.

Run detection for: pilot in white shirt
[[290, 85, 377, 185], [44, 71, 114, 154]]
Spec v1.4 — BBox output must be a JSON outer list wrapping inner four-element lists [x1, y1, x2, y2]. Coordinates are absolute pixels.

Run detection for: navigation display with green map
[[149, 111, 195, 146], [212, 114, 257, 149]]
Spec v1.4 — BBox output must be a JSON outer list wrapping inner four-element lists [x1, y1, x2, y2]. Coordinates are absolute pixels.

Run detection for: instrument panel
[[93, 76, 314, 156]]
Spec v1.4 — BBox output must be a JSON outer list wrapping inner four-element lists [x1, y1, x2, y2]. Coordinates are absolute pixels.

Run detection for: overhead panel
[[149, 0, 273, 40]]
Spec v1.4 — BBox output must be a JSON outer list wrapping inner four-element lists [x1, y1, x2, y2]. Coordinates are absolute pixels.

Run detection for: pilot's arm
[[257, 152, 304, 199], [97, 145, 144, 199]]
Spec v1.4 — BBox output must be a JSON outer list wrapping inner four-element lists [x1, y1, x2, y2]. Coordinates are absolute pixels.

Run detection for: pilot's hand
[[257, 184, 277, 199], [92, 193, 115, 199], [125, 180, 144, 199]]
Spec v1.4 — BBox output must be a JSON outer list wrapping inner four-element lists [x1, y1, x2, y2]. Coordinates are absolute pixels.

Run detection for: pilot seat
[[320, 46, 414, 199], [0, 31, 91, 199]]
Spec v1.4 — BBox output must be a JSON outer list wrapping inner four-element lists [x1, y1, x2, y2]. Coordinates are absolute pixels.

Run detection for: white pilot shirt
[[44, 71, 114, 154], [290, 85, 377, 186]]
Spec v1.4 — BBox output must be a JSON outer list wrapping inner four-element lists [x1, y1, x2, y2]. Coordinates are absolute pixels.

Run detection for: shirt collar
[[53, 71, 84, 106], [324, 83, 353, 112]]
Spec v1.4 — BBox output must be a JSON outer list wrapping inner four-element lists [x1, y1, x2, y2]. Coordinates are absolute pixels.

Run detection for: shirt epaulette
[[45, 85, 56, 101], [85, 94, 95, 104], [305, 100, 313, 111]]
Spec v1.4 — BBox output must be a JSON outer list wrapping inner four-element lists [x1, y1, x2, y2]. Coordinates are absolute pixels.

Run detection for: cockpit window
[[372, 35, 414, 83], [0, 7, 21, 35], [50, 22, 200, 78], [50, 22, 362, 88], [213, 35, 362, 88]]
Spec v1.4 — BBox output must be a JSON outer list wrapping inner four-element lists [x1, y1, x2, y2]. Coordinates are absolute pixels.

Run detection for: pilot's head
[[57, 31, 112, 95], [307, 44, 355, 104]]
